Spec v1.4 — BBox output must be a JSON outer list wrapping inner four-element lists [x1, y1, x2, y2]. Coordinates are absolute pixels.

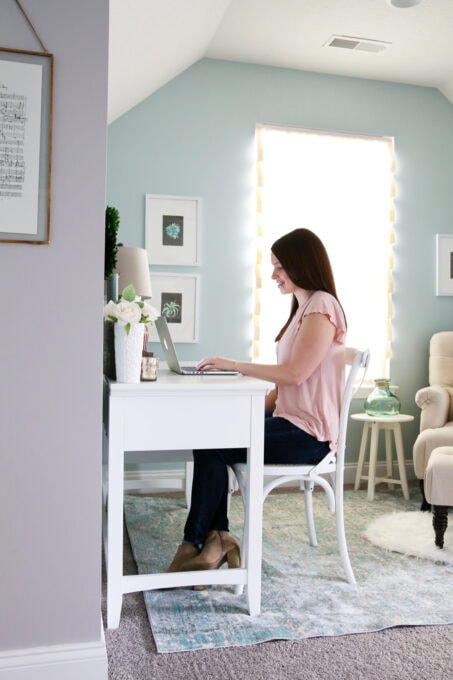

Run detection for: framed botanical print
[[149, 272, 199, 342], [145, 194, 200, 265]]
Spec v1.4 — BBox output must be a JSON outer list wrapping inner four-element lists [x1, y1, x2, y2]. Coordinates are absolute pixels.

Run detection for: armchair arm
[[415, 386, 450, 431]]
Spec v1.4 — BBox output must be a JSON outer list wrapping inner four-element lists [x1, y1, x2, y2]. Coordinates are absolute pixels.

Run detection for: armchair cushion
[[413, 332, 453, 482], [424, 446, 453, 507], [429, 332, 453, 385], [413, 422, 453, 479]]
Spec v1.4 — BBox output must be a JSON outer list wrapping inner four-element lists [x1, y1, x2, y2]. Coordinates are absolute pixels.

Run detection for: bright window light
[[254, 125, 395, 381]]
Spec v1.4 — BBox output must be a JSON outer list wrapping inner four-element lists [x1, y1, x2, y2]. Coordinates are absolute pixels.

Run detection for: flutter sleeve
[[303, 291, 346, 345]]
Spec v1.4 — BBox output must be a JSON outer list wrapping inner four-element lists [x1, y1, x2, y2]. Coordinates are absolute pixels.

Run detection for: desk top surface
[[104, 370, 272, 396]]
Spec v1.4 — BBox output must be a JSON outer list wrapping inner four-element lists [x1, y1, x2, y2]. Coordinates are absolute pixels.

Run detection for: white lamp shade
[[114, 245, 152, 299], [387, 0, 421, 7]]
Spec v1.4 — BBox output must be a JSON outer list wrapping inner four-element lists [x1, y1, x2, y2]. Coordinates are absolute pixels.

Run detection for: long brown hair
[[271, 228, 346, 341]]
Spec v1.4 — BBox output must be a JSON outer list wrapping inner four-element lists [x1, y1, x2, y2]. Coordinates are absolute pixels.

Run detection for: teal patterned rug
[[124, 489, 453, 653]]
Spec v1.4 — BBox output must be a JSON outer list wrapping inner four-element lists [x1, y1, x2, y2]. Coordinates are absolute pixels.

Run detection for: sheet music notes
[[0, 84, 26, 199]]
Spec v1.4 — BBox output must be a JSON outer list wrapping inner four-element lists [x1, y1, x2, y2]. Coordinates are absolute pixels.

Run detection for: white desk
[[102, 371, 270, 629]]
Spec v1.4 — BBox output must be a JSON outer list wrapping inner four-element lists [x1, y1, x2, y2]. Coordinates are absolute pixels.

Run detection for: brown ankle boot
[[166, 543, 200, 572], [184, 530, 241, 571]]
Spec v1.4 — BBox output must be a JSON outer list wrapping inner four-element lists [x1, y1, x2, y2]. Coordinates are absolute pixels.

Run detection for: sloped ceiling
[[108, 0, 453, 123], [108, 0, 230, 122]]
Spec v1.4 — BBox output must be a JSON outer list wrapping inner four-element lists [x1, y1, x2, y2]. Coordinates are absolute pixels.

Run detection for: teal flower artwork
[[165, 222, 180, 240], [162, 300, 181, 319], [162, 215, 184, 247]]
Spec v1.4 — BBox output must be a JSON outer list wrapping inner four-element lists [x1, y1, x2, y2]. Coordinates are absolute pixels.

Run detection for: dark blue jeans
[[183, 415, 330, 546]]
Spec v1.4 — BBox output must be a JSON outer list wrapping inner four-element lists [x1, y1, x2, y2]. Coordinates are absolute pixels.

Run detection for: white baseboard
[[124, 467, 187, 492], [0, 638, 107, 680], [122, 461, 416, 494]]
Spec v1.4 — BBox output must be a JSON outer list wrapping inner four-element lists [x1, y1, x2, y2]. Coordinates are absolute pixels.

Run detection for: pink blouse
[[273, 290, 346, 448]]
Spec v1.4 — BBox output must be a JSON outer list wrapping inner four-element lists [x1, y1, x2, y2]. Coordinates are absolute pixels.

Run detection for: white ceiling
[[108, 0, 453, 123]]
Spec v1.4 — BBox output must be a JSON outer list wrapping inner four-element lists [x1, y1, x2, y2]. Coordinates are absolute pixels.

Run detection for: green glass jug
[[364, 379, 401, 417]]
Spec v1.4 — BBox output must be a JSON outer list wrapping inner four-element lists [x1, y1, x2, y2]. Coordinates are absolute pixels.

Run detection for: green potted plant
[[105, 205, 120, 289], [104, 205, 120, 378]]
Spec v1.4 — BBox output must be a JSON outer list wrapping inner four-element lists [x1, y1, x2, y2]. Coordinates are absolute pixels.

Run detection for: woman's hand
[[196, 356, 238, 372]]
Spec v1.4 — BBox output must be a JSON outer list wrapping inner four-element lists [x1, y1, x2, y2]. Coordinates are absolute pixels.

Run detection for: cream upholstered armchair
[[413, 331, 453, 510]]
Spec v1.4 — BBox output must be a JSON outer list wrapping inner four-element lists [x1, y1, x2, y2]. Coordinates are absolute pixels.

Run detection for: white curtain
[[254, 124, 395, 380]]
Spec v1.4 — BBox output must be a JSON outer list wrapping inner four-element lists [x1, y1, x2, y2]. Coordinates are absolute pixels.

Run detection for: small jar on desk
[[141, 352, 159, 381]]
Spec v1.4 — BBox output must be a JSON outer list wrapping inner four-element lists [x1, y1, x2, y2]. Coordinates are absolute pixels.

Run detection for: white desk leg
[[367, 423, 379, 501], [393, 423, 410, 500], [385, 428, 394, 490], [245, 394, 264, 616], [185, 460, 194, 509], [354, 422, 369, 491], [106, 401, 125, 629]]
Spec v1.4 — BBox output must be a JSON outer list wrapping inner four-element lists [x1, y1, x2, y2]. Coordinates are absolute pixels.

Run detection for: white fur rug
[[365, 510, 453, 564]]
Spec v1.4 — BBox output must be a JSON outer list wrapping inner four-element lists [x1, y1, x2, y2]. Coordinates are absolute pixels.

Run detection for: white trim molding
[[124, 467, 187, 492], [0, 638, 107, 680], [122, 460, 416, 495]]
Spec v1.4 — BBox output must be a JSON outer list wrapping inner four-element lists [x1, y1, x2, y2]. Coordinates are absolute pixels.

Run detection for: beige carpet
[[103, 489, 453, 680]]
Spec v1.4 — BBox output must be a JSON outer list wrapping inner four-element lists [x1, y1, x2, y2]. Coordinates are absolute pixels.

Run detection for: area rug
[[364, 510, 453, 564], [124, 489, 453, 653]]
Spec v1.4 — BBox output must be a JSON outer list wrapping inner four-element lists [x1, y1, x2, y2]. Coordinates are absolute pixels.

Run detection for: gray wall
[[107, 58, 453, 462], [0, 0, 108, 655]]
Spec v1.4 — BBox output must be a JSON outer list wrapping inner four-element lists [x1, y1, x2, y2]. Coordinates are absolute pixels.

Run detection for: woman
[[167, 228, 347, 575]]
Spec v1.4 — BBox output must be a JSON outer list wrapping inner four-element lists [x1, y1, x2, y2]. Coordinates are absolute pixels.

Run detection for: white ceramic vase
[[114, 322, 145, 383]]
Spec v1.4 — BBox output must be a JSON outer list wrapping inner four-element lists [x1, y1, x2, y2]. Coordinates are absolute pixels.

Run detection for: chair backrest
[[313, 346, 369, 480], [336, 347, 370, 463], [429, 331, 453, 387]]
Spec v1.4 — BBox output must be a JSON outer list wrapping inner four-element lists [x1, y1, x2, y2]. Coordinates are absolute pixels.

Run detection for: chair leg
[[419, 479, 431, 512], [227, 466, 238, 513], [303, 481, 317, 547], [335, 495, 356, 585], [432, 505, 449, 548]]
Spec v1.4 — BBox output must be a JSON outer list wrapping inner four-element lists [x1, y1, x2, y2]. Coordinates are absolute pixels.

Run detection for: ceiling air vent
[[325, 35, 391, 53]]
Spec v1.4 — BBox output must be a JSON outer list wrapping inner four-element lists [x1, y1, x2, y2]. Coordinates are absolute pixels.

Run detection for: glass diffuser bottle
[[364, 379, 401, 417]]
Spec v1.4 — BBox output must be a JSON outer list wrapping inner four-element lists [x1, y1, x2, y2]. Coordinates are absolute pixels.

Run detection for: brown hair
[[271, 228, 346, 341]]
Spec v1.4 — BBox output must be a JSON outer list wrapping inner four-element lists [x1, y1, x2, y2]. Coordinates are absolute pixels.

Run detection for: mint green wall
[[107, 58, 453, 465]]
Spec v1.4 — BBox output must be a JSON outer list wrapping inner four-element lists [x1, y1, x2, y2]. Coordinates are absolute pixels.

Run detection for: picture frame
[[145, 194, 200, 265], [149, 272, 199, 343], [0, 48, 53, 244], [436, 234, 453, 295]]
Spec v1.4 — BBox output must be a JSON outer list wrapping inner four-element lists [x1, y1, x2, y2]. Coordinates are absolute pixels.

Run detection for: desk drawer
[[118, 393, 255, 450]]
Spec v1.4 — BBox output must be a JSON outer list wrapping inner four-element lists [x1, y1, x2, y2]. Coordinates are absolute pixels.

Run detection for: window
[[254, 124, 395, 380]]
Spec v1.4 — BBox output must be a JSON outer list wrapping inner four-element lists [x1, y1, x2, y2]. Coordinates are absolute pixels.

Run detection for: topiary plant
[[104, 205, 120, 279]]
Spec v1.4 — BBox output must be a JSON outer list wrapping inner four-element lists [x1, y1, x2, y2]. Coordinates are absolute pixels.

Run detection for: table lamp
[[114, 245, 152, 299], [104, 246, 153, 378]]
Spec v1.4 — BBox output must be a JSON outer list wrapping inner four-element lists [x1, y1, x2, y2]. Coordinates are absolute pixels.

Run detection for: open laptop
[[155, 316, 239, 375]]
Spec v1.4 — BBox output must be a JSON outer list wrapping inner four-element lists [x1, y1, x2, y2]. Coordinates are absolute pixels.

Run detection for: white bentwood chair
[[231, 347, 370, 586]]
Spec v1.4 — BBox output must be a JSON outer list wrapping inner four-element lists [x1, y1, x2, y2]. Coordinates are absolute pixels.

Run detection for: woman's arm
[[197, 313, 336, 386], [265, 387, 278, 413]]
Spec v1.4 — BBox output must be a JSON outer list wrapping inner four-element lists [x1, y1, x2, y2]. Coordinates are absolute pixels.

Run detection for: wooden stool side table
[[351, 413, 413, 501]]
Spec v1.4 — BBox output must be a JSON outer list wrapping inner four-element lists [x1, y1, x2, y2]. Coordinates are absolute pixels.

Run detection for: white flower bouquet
[[103, 284, 159, 335]]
